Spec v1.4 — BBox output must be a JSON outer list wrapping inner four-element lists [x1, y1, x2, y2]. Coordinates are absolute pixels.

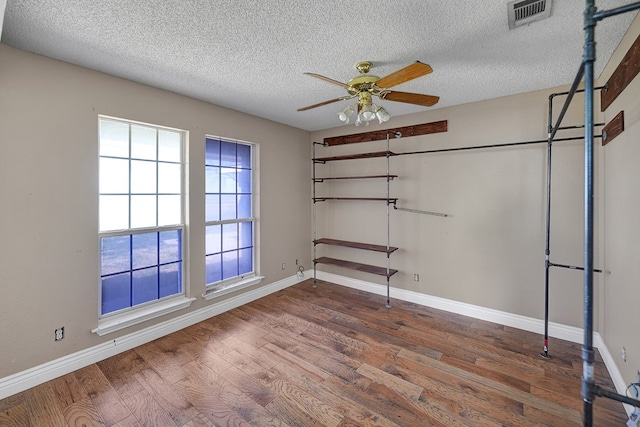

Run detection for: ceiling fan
[[298, 61, 439, 126]]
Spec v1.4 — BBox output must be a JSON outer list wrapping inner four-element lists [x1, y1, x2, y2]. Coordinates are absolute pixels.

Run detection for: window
[[205, 137, 257, 295], [99, 117, 185, 316]]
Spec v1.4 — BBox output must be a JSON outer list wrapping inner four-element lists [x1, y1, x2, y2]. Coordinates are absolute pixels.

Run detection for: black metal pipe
[[593, 1, 640, 20], [393, 135, 600, 157], [549, 262, 602, 273], [550, 63, 586, 143], [597, 386, 640, 407], [582, 2, 597, 425], [542, 92, 554, 359], [549, 85, 607, 98]]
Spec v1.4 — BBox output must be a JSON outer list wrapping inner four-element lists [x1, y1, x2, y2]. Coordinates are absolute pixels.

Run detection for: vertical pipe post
[[386, 132, 392, 308], [582, 1, 597, 425], [542, 94, 555, 359], [312, 142, 318, 288]]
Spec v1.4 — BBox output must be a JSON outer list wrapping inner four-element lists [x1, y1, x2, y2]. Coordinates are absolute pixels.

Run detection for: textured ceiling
[[1, 1, 637, 131]]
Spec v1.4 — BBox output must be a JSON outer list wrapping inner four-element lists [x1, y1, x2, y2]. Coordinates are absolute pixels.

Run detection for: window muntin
[[205, 137, 254, 289], [99, 117, 185, 316]]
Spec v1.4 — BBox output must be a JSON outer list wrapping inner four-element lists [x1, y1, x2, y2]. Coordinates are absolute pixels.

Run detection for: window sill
[[203, 275, 265, 300], [91, 296, 197, 336]]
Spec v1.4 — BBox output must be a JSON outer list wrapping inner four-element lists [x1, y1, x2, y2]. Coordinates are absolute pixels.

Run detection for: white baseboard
[[316, 271, 633, 415], [0, 272, 306, 400]]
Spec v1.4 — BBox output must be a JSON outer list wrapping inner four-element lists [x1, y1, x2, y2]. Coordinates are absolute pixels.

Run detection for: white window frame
[[93, 116, 194, 336], [204, 136, 262, 300]]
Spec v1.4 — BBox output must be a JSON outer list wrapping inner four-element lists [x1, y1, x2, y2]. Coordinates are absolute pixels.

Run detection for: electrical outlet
[[622, 347, 627, 362], [413, 274, 419, 282], [54, 327, 64, 341], [281, 262, 286, 270]]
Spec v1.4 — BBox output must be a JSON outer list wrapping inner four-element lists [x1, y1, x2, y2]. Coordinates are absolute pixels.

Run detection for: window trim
[[97, 115, 189, 327], [204, 136, 258, 294]]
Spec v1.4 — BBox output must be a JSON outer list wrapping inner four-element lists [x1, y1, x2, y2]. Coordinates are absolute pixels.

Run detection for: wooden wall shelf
[[314, 151, 393, 163], [313, 197, 398, 203], [314, 174, 397, 182], [314, 238, 398, 254], [314, 257, 398, 278]]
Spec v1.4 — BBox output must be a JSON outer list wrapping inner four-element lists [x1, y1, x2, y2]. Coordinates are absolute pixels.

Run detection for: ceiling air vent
[[508, 0, 552, 30]]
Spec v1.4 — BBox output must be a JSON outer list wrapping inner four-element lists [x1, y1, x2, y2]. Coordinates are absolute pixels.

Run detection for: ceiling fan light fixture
[[359, 103, 376, 122], [354, 114, 369, 127], [338, 104, 355, 123], [375, 105, 390, 124]]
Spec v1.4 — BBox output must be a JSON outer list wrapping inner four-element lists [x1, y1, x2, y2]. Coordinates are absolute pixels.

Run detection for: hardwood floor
[[0, 279, 628, 426]]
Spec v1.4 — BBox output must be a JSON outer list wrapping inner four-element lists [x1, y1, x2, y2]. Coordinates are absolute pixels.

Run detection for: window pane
[[205, 166, 220, 194], [158, 163, 181, 194], [220, 168, 236, 193], [206, 254, 222, 284], [131, 195, 156, 228], [132, 267, 158, 305], [100, 195, 129, 231], [220, 195, 236, 220], [100, 158, 129, 194], [159, 262, 182, 297], [237, 144, 251, 169], [206, 225, 221, 255], [206, 195, 220, 222], [158, 130, 181, 162], [222, 251, 239, 280], [222, 223, 238, 252], [131, 125, 157, 160], [237, 169, 251, 193], [131, 160, 157, 193], [220, 141, 236, 167], [102, 272, 131, 314], [239, 248, 252, 275], [238, 194, 251, 219], [101, 236, 131, 275], [100, 120, 129, 158], [239, 222, 252, 249], [158, 195, 181, 226], [159, 230, 182, 264], [205, 138, 220, 166], [132, 232, 157, 270]]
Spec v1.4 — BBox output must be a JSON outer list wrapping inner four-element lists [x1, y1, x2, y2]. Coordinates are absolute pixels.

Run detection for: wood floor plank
[[62, 397, 105, 427], [173, 374, 250, 426], [74, 363, 133, 426], [24, 382, 67, 427], [0, 280, 629, 426], [122, 389, 178, 427], [0, 402, 30, 427], [134, 367, 200, 426]]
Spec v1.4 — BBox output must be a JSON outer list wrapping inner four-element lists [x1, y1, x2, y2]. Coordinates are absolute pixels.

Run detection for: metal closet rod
[[393, 205, 448, 217], [390, 134, 600, 157]]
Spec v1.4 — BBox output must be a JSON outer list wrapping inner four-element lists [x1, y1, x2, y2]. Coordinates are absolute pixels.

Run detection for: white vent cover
[[508, 0, 552, 30]]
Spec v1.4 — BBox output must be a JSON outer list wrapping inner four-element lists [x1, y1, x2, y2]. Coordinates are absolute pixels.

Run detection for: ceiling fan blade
[[380, 91, 440, 107], [304, 72, 350, 89], [297, 97, 348, 111], [375, 61, 433, 89]]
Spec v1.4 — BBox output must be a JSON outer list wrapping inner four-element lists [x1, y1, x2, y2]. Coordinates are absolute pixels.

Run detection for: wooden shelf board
[[314, 238, 398, 254], [313, 197, 398, 202], [314, 257, 398, 277], [313, 151, 393, 162], [314, 175, 398, 182]]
